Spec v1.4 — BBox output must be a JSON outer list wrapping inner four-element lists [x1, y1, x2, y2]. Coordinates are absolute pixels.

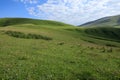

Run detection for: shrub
[[107, 48, 113, 53], [5, 31, 52, 40], [18, 56, 28, 60], [105, 44, 116, 47], [100, 47, 106, 53], [57, 42, 64, 45], [76, 71, 96, 80], [87, 46, 94, 50]]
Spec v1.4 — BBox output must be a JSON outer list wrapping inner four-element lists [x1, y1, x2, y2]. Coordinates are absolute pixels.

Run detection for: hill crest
[[0, 18, 72, 27]]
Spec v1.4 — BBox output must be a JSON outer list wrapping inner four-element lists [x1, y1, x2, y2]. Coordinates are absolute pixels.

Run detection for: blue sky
[[0, 0, 29, 18], [1, 0, 120, 25], [0, 0, 46, 18]]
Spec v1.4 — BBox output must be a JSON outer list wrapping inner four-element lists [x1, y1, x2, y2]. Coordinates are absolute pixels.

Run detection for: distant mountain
[[79, 15, 120, 27]]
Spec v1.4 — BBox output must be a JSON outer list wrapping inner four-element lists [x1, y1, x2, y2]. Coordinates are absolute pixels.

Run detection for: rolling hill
[[83, 27, 120, 45], [0, 18, 72, 27], [0, 18, 120, 80], [80, 15, 120, 27]]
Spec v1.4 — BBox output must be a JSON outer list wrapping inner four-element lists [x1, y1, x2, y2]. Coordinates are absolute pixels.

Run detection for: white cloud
[[17, 0, 38, 4], [18, 0, 120, 25]]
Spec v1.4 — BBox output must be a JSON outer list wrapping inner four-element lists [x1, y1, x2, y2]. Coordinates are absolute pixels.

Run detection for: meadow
[[0, 18, 120, 80]]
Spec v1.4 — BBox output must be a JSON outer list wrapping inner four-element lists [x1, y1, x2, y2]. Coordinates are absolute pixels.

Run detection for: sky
[[0, 0, 120, 25]]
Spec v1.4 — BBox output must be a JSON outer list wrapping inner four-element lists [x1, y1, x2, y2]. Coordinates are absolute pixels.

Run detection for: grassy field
[[0, 18, 120, 80]]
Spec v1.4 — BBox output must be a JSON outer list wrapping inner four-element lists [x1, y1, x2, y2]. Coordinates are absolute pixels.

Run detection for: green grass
[[0, 18, 72, 27], [0, 18, 120, 80], [84, 27, 120, 42]]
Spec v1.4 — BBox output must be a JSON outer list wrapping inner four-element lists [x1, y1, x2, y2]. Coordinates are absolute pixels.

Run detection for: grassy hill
[[84, 27, 120, 42], [80, 15, 120, 27], [0, 18, 120, 80], [0, 18, 72, 27]]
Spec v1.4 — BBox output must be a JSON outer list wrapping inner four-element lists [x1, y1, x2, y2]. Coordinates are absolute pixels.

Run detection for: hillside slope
[[0, 18, 120, 80], [80, 15, 120, 27], [84, 27, 120, 42], [0, 18, 72, 27]]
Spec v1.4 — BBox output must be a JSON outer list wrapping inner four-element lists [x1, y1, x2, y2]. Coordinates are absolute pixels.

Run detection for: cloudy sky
[[1, 0, 120, 25]]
